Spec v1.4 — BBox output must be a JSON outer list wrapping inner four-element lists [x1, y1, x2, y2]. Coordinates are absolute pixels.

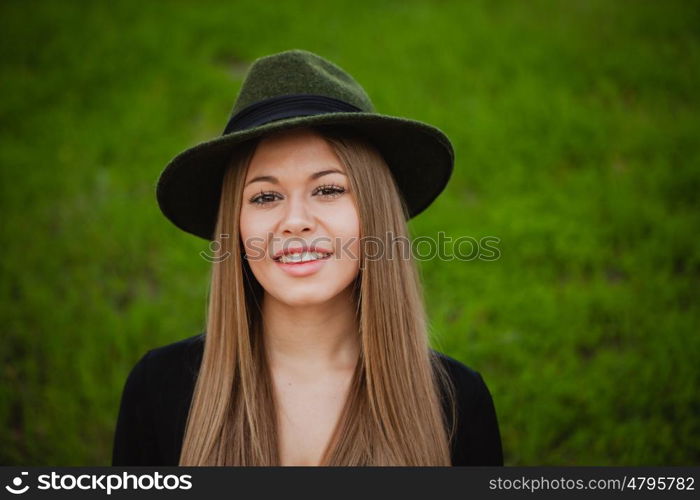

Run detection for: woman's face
[[239, 128, 361, 307]]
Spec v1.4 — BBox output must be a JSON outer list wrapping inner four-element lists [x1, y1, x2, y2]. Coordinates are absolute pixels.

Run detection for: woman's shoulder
[[430, 348, 504, 466], [145, 332, 205, 365], [430, 348, 490, 398], [126, 333, 205, 388], [113, 333, 205, 466]]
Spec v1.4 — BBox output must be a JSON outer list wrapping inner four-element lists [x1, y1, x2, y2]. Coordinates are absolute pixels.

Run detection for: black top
[[112, 333, 503, 466]]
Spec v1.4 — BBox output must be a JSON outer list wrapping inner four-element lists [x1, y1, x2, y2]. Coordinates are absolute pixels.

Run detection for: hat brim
[[156, 112, 454, 240]]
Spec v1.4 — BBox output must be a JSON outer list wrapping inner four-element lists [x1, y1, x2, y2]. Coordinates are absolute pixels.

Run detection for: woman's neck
[[261, 287, 360, 374]]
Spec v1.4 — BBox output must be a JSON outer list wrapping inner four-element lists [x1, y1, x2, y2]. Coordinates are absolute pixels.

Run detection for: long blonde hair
[[179, 124, 457, 465]]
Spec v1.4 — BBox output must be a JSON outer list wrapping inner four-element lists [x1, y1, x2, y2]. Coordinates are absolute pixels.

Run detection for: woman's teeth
[[278, 251, 331, 263]]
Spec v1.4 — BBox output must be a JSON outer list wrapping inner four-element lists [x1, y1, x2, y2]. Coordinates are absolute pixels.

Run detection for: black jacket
[[112, 333, 503, 466]]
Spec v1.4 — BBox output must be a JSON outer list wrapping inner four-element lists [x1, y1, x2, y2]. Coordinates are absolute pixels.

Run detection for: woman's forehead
[[245, 128, 346, 179]]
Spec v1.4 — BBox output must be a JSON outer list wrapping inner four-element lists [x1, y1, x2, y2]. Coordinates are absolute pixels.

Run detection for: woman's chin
[[276, 292, 337, 307], [266, 285, 345, 308]]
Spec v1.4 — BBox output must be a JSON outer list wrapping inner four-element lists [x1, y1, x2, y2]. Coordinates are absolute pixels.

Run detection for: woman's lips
[[274, 254, 332, 277]]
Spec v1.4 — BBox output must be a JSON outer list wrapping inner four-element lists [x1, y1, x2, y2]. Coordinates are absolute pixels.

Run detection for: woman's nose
[[278, 192, 314, 234]]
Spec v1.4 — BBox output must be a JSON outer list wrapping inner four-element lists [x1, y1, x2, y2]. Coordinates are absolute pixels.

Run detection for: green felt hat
[[156, 49, 454, 240]]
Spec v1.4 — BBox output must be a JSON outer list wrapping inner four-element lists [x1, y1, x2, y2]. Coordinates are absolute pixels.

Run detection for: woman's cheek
[[240, 210, 269, 251]]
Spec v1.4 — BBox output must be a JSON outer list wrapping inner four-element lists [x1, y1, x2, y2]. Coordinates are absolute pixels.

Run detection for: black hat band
[[222, 94, 363, 135]]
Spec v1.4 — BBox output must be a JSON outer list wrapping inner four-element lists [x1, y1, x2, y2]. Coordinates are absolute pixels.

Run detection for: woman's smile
[[274, 252, 332, 277]]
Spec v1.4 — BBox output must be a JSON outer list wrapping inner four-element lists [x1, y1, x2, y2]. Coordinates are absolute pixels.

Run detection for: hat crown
[[230, 49, 375, 117]]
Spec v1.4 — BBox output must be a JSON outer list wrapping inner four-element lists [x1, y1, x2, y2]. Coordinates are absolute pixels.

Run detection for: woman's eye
[[249, 191, 280, 205], [313, 184, 346, 198]]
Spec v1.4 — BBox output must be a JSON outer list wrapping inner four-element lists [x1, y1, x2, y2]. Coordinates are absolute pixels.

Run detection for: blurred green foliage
[[0, 0, 698, 465]]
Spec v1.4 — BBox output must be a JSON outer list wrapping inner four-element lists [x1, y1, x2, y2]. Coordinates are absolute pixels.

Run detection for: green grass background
[[1, 0, 698, 465]]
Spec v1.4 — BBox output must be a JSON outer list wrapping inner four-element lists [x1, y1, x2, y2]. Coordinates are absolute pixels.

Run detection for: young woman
[[112, 49, 503, 466]]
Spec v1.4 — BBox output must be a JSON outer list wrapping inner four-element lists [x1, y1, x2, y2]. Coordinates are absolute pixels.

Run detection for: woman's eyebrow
[[245, 169, 346, 187]]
